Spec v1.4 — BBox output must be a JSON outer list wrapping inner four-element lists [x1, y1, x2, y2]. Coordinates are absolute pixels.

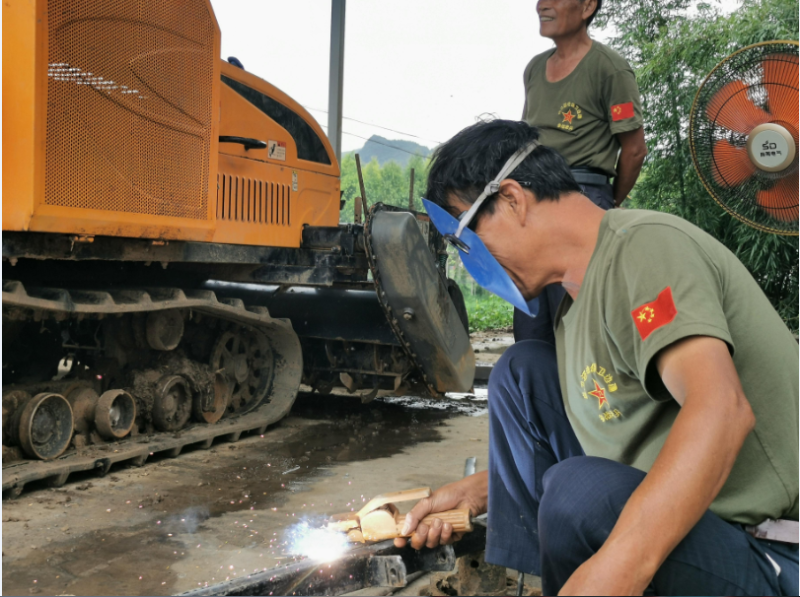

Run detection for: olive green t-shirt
[[554, 209, 799, 525], [523, 41, 643, 177]]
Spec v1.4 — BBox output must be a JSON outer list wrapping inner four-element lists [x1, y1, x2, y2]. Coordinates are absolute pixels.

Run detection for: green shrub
[[462, 292, 514, 333]]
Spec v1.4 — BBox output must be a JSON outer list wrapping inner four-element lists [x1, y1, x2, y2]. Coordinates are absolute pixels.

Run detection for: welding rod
[[464, 456, 477, 477]]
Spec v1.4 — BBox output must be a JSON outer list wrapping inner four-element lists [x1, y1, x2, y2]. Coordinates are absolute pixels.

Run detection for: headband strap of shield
[[452, 139, 541, 239]]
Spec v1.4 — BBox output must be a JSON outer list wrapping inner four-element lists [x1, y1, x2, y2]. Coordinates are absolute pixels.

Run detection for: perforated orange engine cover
[[3, 0, 341, 248], [4, 0, 220, 241]]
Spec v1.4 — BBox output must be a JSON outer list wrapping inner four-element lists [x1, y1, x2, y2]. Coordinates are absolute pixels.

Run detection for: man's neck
[[535, 194, 605, 300], [551, 30, 593, 61]]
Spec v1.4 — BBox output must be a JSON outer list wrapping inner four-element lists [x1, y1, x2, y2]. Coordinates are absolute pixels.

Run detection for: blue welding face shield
[[423, 139, 542, 317], [424, 199, 538, 316]]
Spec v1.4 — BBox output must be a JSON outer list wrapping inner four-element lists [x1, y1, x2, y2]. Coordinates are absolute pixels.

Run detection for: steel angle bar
[[179, 522, 486, 596]]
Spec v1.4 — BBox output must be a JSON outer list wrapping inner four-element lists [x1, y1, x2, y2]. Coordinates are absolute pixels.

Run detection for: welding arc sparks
[[286, 521, 349, 562]]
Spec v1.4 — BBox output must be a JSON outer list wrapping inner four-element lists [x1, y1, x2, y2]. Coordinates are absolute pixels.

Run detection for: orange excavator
[[2, 0, 473, 495]]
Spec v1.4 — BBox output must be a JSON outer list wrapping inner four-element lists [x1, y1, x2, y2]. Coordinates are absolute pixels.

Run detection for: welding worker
[[514, 0, 647, 345], [397, 120, 798, 596]]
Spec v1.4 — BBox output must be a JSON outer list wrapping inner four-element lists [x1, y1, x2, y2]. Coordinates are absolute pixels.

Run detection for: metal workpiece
[[365, 204, 476, 396], [180, 522, 487, 596]]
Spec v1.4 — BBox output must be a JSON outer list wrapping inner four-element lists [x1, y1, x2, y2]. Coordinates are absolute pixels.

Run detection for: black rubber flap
[[367, 209, 475, 394]]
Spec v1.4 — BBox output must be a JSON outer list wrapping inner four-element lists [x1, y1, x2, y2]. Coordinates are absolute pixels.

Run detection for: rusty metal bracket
[[368, 555, 407, 587]]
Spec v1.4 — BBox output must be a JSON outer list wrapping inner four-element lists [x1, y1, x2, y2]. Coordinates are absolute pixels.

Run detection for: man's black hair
[[425, 120, 580, 217], [585, 0, 602, 27]]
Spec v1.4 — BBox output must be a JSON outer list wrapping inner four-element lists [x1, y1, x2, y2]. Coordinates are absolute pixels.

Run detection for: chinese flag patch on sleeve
[[631, 287, 678, 340], [611, 101, 635, 121]]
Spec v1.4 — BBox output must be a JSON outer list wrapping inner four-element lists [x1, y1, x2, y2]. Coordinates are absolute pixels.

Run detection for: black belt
[[571, 167, 610, 186]]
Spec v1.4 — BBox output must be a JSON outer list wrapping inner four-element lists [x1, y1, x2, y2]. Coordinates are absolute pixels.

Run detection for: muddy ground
[[2, 391, 493, 596], [470, 328, 515, 366]]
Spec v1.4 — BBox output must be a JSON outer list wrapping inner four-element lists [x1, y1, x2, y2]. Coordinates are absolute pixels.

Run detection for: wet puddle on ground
[[2, 393, 487, 596]]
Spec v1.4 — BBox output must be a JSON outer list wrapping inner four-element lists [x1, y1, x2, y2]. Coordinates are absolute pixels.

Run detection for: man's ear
[[497, 179, 530, 228], [582, 0, 598, 21]]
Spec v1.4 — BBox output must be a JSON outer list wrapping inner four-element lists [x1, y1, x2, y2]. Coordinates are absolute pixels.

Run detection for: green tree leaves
[[599, 0, 799, 330], [338, 154, 431, 222]]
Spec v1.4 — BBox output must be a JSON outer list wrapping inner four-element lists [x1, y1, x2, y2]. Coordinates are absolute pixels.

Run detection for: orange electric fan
[[690, 41, 799, 235]]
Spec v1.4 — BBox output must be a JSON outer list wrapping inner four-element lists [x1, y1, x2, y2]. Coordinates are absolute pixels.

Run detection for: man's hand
[[393, 471, 488, 550]]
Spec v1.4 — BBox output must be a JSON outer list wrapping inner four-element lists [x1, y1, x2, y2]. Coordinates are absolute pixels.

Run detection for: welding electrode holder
[[328, 487, 474, 543]]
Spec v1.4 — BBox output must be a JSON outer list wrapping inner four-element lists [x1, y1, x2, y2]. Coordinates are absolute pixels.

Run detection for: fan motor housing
[[746, 123, 797, 173]]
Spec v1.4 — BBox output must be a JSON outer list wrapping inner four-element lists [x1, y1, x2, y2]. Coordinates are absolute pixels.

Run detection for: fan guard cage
[[690, 40, 799, 236]]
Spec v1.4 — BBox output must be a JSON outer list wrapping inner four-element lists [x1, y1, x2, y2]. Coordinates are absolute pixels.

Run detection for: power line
[[304, 105, 441, 146]]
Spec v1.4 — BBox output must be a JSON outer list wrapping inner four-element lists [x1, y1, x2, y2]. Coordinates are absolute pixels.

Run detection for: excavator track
[[1, 280, 302, 498]]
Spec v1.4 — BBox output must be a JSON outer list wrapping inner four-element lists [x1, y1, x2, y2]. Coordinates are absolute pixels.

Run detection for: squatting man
[[393, 119, 798, 596]]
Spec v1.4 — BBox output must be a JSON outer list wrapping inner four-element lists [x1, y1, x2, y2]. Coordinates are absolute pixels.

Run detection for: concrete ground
[[2, 393, 493, 596], [471, 328, 515, 366]]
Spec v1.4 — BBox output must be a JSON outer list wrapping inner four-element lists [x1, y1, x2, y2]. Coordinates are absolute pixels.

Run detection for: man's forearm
[[594, 391, 754, 588], [613, 127, 647, 206], [613, 151, 644, 205]]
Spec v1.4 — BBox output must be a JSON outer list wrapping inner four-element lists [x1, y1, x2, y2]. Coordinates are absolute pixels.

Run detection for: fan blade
[[706, 81, 771, 134], [712, 139, 757, 187], [756, 176, 799, 222], [762, 54, 799, 131]]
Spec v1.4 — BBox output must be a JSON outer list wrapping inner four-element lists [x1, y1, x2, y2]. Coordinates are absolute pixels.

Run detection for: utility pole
[[328, 0, 346, 164], [408, 169, 415, 211]]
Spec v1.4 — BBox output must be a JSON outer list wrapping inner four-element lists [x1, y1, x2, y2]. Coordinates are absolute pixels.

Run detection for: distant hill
[[345, 135, 431, 167]]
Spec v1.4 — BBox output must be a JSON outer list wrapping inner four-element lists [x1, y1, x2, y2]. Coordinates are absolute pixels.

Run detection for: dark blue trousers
[[485, 340, 798, 596]]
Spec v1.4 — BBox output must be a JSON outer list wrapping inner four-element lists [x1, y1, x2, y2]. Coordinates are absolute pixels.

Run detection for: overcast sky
[[211, 0, 565, 153], [211, 0, 739, 154]]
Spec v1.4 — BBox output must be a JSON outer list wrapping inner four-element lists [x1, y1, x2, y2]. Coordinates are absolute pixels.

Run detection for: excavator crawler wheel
[[193, 372, 231, 424], [146, 309, 185, 351], [94, 390, 137, 440], [210, 329, 274, 414], [152, 375, 193, 432], [11, 393, 74, 460]]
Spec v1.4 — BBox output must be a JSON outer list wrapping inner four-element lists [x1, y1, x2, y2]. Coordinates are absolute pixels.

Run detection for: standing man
[[516, 0, 648, 343]]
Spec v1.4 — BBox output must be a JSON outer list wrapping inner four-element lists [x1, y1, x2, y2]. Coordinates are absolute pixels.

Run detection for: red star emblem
[[587, 380, 608, 409], [561, 109, 575, 124]]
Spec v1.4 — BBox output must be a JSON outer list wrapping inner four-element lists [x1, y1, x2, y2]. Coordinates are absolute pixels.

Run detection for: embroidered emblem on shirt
[[557, 101, 583, 131], [579, 363, 623, 422], [611, 101, 635, 121], [631, 287, 679, 340], [587, 380, 608, 409]]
